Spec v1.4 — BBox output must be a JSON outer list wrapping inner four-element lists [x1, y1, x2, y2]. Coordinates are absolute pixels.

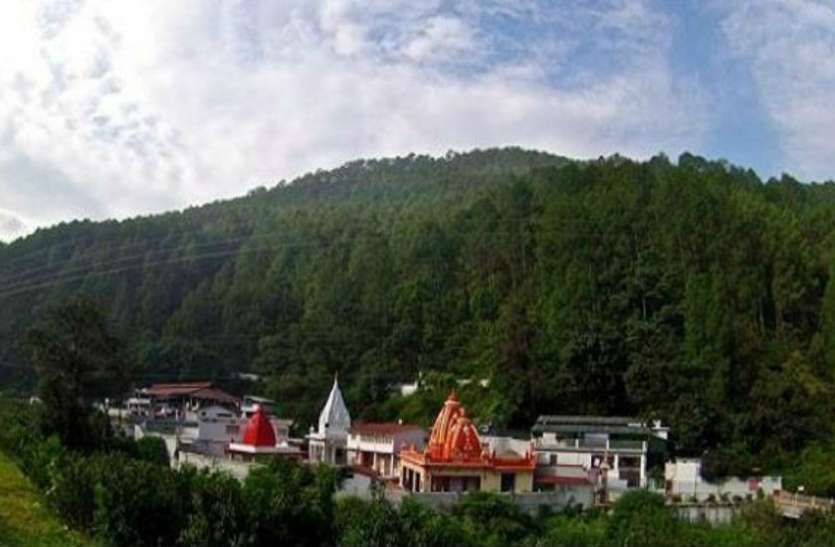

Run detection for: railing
[[534, 438, 645, 452], [608, 440, 644, 450], [143, 419, 198, 434], [774, 491, 835, 510]]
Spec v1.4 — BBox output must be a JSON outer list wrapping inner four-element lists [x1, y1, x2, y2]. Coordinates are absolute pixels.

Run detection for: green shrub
[[93, 456, 187, 546], [538, 514, 605, 547], [20, 435, 64, 490], [454, 492, 535, 546], [180, 470, 249, 547], [335, 496, 403, 547], [243, 459, 337, 546], [606, 490, 678, 547], [46, 451, 101, 531], [134, 436, 169, 467]]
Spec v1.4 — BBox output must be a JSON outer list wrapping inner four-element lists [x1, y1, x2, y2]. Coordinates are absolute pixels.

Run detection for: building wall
[[665, 460, 782, 502], [673, 504, 740, 525], [389, 489, 593, 514], [197, 418, 239, 444], [347, 429, 426, 455], [347, 436, 395, 455], [536, 445, 647, 488], [667, 477, 783, 502], [401, 461, 534, 494], [483, 436, 532, 457], [347, 429, 426, 478], [176, 451, 254, 481]]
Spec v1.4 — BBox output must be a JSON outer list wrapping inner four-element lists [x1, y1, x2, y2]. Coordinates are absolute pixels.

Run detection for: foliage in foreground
[[3, 407, 835, 547], [0, 450, 96, 547]]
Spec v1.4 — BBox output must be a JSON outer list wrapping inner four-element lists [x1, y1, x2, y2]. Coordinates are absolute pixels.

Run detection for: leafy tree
[[93, 455, 188, 547], [26, 298, 124, 451], [605, 490, 678, 547], [243, 459, 338, 546], [180, 471, 250, 547]]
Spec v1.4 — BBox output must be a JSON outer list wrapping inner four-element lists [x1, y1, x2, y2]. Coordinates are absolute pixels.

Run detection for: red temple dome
[[444, 413, 482, 461], [241, 405, 276, 447], [426, 392, 483, 462]]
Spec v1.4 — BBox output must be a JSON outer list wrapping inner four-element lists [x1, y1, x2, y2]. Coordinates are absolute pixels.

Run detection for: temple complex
[[399, 392, 535, 494]]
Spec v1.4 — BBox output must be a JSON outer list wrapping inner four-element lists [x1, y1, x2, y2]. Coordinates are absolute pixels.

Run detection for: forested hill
[[2, 147, 835, 472]]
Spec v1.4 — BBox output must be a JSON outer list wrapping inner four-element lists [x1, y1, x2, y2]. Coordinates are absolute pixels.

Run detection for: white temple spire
[[318, 374, 351, 436]]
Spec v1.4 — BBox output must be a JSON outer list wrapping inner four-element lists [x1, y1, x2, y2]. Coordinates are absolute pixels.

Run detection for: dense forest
[[2, 147, 835, 474]]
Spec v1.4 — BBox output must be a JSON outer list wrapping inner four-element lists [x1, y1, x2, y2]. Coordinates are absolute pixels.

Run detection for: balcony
[[535, 437, 645, 453]]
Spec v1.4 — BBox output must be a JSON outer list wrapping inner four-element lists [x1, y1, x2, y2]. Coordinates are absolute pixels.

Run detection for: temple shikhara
[[307, 376, 352, 465], [227, 405, 301, 460], [399, 392, 535, 494]]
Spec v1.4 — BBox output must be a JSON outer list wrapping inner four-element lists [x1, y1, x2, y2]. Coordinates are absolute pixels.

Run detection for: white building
[[135, 404, 242, 458], [307, 376, 351, 465], [664, 459, 782, 502], [347, 422, 426, 479], [532, 415, 669, 490]]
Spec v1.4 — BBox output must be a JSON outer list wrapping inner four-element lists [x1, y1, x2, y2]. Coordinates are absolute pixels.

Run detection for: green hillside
[[0, 452, 95, 547], [1, 148, 834, 474]]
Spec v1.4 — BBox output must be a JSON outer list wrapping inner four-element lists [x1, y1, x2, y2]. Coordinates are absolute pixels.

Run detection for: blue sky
[[1, 0, 835, 240]]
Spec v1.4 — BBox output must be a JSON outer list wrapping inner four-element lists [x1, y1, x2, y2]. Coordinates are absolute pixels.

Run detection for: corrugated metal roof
[[532, 415, 651, 436], [145, 382, 238, 403], [536, 415, 642, 426], [349, 422, 424, 436]]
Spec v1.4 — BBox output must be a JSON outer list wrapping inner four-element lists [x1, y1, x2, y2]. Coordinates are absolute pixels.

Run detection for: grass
[[0, 452, 96, 547]]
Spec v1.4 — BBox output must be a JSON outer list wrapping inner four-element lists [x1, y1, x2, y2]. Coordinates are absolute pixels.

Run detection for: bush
[[47, 451, 101, 531], [93, 456, 187, 546], [180, 470, 249, 547], [20, 435, 64, 490], [243, 459, 337, 546], [134, 436, 169, 467], [784, 441, 835, 497], [335, 496, 403, 547], [400, 497, 474, 547], [537, 514, 605, 547], [454, 492, 535, 546], [606, 490, 678, 547]]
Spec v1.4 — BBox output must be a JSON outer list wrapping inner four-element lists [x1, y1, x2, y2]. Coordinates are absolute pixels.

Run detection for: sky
[[2, 0, 835, 242]]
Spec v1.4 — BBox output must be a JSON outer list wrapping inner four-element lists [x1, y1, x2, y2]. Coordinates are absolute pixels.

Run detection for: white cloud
[[0, 0, 708, 240], [719, 0, 835, 181], [0, 209, 28, 242], [402, 16, 478, 63]]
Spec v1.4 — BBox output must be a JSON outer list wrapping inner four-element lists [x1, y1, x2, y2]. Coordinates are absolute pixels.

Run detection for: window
[[501, 473, 515, 493], [549, 454, 557, 466]]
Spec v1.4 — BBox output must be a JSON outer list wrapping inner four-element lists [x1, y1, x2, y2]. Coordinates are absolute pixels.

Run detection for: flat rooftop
[[532, 415, 656, 436]]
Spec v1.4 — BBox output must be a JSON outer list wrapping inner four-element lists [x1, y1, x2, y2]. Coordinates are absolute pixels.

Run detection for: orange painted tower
[[399, 392, 535, 494]]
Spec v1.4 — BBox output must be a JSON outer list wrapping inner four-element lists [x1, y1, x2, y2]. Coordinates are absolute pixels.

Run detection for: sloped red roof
[[146, 382, 212, 396], [145, 382, 237, 403], [349, 422, 424, 436], [190, 388, 239, 404], [241, 406, 276, 447]]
